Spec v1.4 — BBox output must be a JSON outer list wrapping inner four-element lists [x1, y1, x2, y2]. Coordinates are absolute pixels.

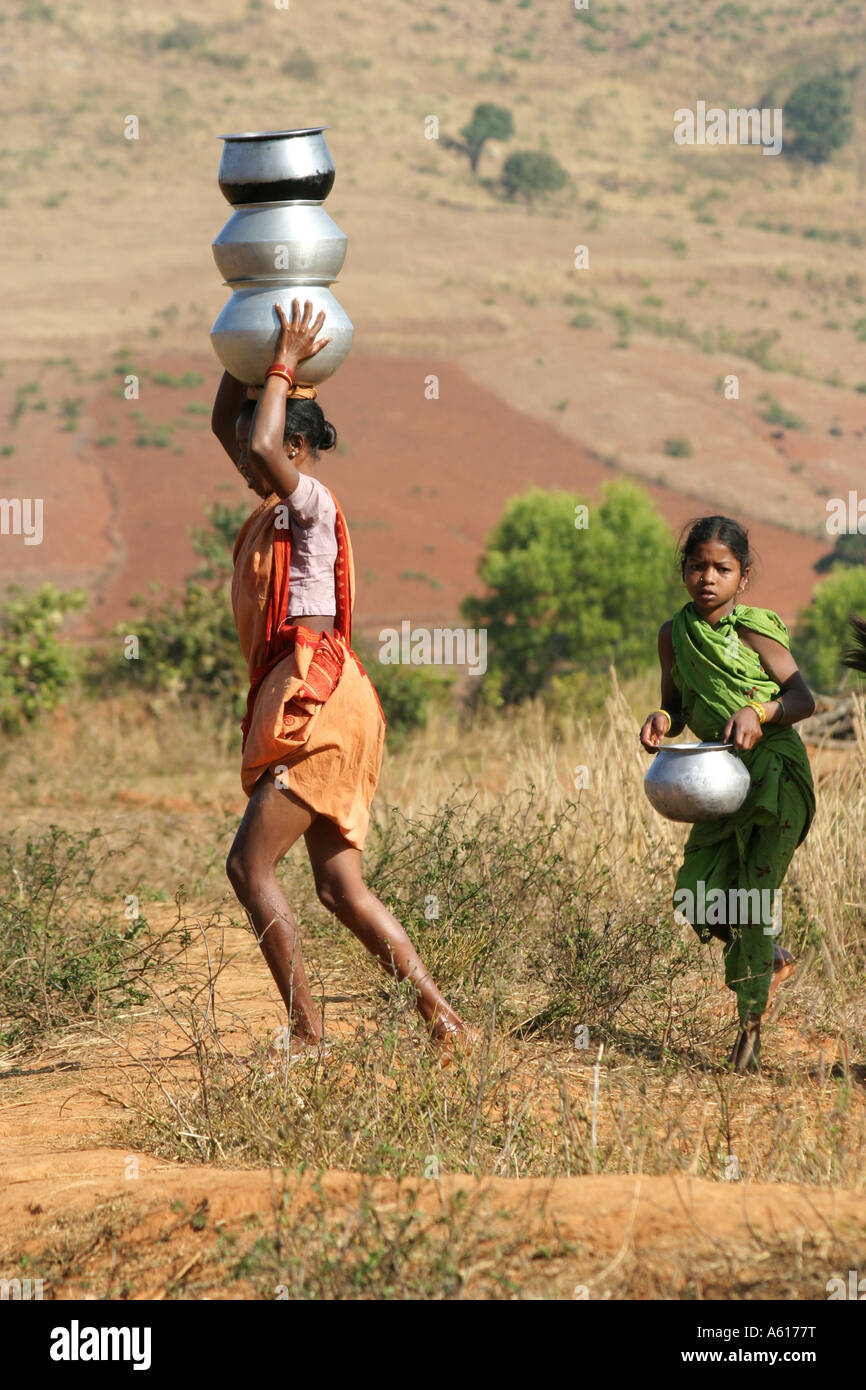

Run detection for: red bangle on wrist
[[265, 363, 295, 387]]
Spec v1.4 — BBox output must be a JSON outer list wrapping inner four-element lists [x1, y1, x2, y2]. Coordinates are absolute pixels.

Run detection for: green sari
[[670, 601, 815, 1023]]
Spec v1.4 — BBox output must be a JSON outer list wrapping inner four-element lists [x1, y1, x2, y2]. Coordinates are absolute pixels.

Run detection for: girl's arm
[[211, 370, 247, 464], [737, 630, 816, 726], [640, 620, 686, 750]]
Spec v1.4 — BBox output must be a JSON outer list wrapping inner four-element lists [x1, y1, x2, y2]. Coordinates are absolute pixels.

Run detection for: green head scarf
[[671, 602, 787, 741]]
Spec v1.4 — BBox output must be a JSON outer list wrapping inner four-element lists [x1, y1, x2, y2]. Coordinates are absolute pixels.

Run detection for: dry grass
[[2, 671, 852, 1190], [3, 674, 866, 1300]]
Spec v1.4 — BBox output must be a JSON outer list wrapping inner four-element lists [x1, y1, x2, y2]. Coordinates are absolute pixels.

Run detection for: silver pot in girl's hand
[[644, 742, 751, 823], [210, 281, 354, 387]]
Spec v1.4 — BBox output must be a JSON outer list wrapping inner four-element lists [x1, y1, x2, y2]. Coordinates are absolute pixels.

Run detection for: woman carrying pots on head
[[212, 298, 476, 1065], [639, 516, 816, 1073]]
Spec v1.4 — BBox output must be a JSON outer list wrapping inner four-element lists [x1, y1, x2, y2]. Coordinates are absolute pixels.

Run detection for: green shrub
[[0, 826, 158, 1046], [461, 481, 682, 703], [0, 583, 87, 733], [785, 71, 853, 165], [202, 49, 248, 69], [759, 393, 806, 429], [665, 237, 688, 259], [134, 420, 174, 448], [106, 579, 244, 710], [814, 532, 866, 574], [353, 635, 447, 739], [794, 567, 866, 691], [501, 149, 568, 201], [157, 18, 204, 50], [366, 794, 571, 998], [282, 50, 318, 81], [152, 371, 205, 388], [98, 504, 248, 713], [58, 395, 83, 431], [663, 435, 693, 458]]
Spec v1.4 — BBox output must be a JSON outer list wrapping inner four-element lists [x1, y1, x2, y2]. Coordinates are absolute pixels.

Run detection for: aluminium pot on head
[[217, 126, 336, 206], [211, 202, 347, 283], [210, 280, 354, 387]]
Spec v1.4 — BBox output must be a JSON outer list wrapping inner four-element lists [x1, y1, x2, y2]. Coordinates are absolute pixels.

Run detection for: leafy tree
[[785, 72, 853, 165], [461, 482, 683, 703], [794, 566, 866, 692], [0, 583, 87, 732], [458, 103, 514, 173], [814, 531, 866, 573], [103, 502, 249, 714], [501, 149, 568, 202]]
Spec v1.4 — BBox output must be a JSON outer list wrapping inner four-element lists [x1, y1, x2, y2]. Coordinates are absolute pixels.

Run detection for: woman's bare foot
[[237, 1031, 328, 1076], [761, 945, 797, 1019], [729, 1015, 761, 1074], [430, 1020, 483, 1068], [273, 1033, 332, 1071]]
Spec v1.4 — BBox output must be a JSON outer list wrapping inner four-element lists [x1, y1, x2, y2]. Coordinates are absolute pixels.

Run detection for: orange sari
[[231, 488, 386, 849]]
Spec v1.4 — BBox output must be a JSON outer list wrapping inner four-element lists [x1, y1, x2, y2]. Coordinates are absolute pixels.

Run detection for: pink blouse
[[284, 472, 337, 617]]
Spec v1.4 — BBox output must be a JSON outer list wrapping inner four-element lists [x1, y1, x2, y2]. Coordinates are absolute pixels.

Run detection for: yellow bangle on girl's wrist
[[746, 700, 766, 724], [656, 709, 673, 733]]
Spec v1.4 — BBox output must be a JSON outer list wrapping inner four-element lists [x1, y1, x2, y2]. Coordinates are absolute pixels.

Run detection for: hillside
[[2, 1, 865, 633]]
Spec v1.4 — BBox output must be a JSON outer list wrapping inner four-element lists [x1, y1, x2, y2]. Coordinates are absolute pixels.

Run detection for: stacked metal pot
[[210, 126, 354, 386]]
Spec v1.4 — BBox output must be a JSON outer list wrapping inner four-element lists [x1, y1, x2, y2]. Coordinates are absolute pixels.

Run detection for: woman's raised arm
[[211, 370, 248, 464]]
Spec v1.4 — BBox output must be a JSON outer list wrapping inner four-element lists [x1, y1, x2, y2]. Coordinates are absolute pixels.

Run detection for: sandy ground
[[0, 902, 863, 1301]]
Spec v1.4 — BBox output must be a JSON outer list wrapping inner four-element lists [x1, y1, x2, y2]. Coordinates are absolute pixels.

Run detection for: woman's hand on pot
[[722, 706, 763, 750], [273, 299, 331, 368]]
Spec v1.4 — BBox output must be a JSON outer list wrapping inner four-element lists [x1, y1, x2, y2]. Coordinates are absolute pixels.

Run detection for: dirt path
[[1, 905, 863, 1301], [2, 1075, 864, 1300]]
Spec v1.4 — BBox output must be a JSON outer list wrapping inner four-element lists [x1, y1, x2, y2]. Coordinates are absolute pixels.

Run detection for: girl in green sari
[[640, 516, 816, 1073]]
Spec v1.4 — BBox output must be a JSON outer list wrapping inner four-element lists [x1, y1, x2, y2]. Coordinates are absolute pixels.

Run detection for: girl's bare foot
[[729, 1015, 761, 1074], [762, 945, 797, 1019]]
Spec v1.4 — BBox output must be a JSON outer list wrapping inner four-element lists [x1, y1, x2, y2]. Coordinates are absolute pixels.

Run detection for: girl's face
[[683, 539, 747, 617]]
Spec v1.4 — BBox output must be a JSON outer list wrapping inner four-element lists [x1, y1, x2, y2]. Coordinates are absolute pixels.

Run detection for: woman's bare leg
[[304, 815, 471, 1042], [226, 772, 321, 1042]]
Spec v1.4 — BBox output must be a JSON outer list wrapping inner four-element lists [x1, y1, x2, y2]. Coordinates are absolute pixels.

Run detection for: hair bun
[[319, 419, 337, 451]]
